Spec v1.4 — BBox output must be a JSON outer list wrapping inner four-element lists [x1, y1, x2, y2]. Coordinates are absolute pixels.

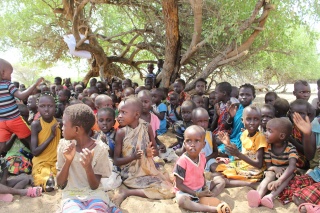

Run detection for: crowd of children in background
[[0, 57, 320, 213]]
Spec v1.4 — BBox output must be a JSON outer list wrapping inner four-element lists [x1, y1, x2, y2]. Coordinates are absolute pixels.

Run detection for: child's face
[[193, 113, 209, 129], [169, 95, 179, 106], [37, 96, 56, 121], [239, 87, 254, 107], [27, 96, 37, 111], [147, 64, 154, 73], [193, 96, 204, 108], [261, 107, 275, 130], [97, 111, 115, 133], [50, 85, 56, 96], [58, 90, 67, 102], [145, 78, 153, 90], [214, 86, 225, 102], [243, 109, 261, 136], [112, 83, 119, 92], [96, 83, 105, 94], [75, 86, 83, 94], [265, 122, 282, 144], [55, 86, 63, 94], [181, 105, 193, 122], [1, 69, 13, 81], [265, 94, 277, 105], [151, 91, 162, 105], [173, 82, 183, 94], [122, 80, 131, 90], [294, 84, 311, 101], [62, 115, 75, 140], [139, 95, 152, 113], [290, 104, 308, 120], [117, 102, 138, 126], [209, 92, 217, 107], [184, 128, 205, 159], [195, 81, 206, 95]]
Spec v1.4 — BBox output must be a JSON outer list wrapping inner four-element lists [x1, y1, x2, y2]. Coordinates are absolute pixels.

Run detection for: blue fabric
[[156, 103, 167, 135], [308, 167, 320, 183]]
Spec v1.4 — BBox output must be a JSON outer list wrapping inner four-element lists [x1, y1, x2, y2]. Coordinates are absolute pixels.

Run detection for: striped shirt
[[264, 142, 298, 167], [0, 80, 20, 120]]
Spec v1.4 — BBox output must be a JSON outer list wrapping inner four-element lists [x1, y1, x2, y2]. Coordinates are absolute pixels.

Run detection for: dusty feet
[[112, 185, 128, 207]]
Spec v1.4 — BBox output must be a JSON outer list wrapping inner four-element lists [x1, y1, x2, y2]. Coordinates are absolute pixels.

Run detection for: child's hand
[[228, 103, 239, 118], [293, 112, 312, 136], [80, 148, 94, 170], [271, 167, 286, 178], [225, 144, 239, 157], [133, 149, 144, 160], [268, 180, 282, 191], [146, 142, 155, 157], [217, 131, 231, 146], [35, 77, 44, 86], [63, 141, 76, 162], [51, 123, 59, 137], [198, 189, 213, 198]]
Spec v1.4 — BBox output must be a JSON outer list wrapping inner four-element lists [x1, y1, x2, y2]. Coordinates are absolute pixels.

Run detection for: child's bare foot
[[112, 185, 128, 207]]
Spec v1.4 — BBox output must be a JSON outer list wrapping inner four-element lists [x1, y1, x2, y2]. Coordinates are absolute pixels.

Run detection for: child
[[247, 118, 298, 209], [134, 86, 146, 95], [0, 58, 43, 154], [30, 94, 61, 190], [56, 104, 119, 213], [217, 106, 267, 185], [173, 125, 230, 213], [293, 80, 311, 101], [113, 97, 174, 205], [96, 81, 106, 94], [95, 94, 114, 110], [273, 98, 290, 118], [122, 79, 132, 90], [265, 92, 278, 105], [167, 92, 181, 127], [208, 91, 217, 125], [195, 78, 209, 109], [192, 95, 205, 108], [27, 95, 39, 124], [151, 88, 167, 135], [168, 78, 190, 105], [144, 77, 154, 90], [123, 87, 135, 97], [56, 89, 71, 118], [260, 104, 276, 134], [171, 100, 196, 150]]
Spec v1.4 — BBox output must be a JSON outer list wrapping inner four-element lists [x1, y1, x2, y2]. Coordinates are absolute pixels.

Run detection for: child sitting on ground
[[265, 92, 278, 106], [247, 118, 297, 209], [260, 104, 276, 134], [217, 106, 267, 186], [31, 94, 61, 191], [113, 97, 174, 206], [56, 104, 119, 213], [173, 125, 230, 213], [151, 88, 167, 135], [167, 92, 181, 128]]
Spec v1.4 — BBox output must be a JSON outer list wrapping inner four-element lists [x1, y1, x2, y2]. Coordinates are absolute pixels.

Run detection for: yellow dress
[[32, 117, 61, 187]]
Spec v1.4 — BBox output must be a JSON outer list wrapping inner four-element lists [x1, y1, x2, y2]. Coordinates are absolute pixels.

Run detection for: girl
[[56, 104, 119, 213], [217, 106, 267, 186], [31, 94, 61, 191]]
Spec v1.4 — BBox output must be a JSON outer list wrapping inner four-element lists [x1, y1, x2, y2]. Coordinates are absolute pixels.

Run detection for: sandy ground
[[1, 91, 317, 213]]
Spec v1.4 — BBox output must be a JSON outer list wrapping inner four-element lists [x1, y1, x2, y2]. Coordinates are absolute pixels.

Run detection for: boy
[[173, 125, 230, 213], [265, 92, 278, 106], [168, 79, 190, 105], [167, 92, 181, 127], [293, 80, 311, 101], [274, 98, 290, 118], [260, 104, 276, 133], [195, 78, 209, 109], [0, 58, 43, 153]]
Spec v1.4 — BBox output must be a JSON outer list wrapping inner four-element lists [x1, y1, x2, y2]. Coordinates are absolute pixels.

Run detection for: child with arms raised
[[113, 97, 174, 206], [56, 104, 119, 213], [174, 125, 230, 213], [247, 118, 297, 209], [31, 94, 61, 191]]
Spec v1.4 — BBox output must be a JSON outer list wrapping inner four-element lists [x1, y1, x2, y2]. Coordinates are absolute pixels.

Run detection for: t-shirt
[[0, 80, 19, 120], [154, 103, 167, 135], [150, 113, 160, 137], [264, 142, 298, 167], [173, 152, 206, 192]]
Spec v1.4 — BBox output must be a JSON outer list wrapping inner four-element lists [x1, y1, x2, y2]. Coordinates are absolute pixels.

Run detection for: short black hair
[[182, 100, 197, 110], [265, 91, 278, 100], [97, 107, 115, 119], [38, 94, 55, 105], [269, 118, 292, 138], [216, 82, 232, 96], [64, 104, 95, 133], [54, 77, 62, 84], [261, 104, 276, 116], [195, 78, 207, 86], [61, 89, 71, 99], [274, 98, 289, 117], [151, 88, 165, 99], [174, 79, 186, 87], [240, 83, 256, 98], [294, 80, 309, 90]]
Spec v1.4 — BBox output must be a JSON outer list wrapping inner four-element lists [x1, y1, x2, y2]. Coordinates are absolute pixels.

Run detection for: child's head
[[90, 93, 99, 103], [87, 87, 99, 97], [181, 100, 197, 123], [55, 85, 64, 95], [0, 58, 13, 81], [58, 89, 71, 103], [89, 78, 97, 87], [231, 86, 239, 99], [95, 94, 113, 110], [265, 118, 292, 144], [117, 97, 142, 127], [62, 104, 95, 139], [191, 95, 205, 108], [147, 63, 154, 74], [239, 83, 255, 107], [168, 92, 179, 107], [242, 105, 261, 136], [135, 86, 146, 95], [27, 95, 37, 112], [133, 82, 139, 90], [195, 78, 207, 96], [123, 87, 135, 97], [192, 107, 209, 129], [261, 104, 276, 131], [209, 91, 217, 107], [137, 90, 152, 114], [82, 97, 96, 111], [173, 79, 186, 94], [41, 86, 50, 94], [274, 98, 290, 118], [111, 81, 120, 93], [183, 125, 206, 158], [97, 107, 116, 133], [96, 81, 106, 94], [37, 94, 56, 121], [50, 84, 56, 96], [215, 82, 232, 103], [75, 84, 84, 95], [265, 92, 278, 105], [82, 88, 89, 97], [151, 88, 164, 105], [54, 77, 62, 86], [289, 99, 310, 120], [18, 104, 29, 123], [144, 77, 154, 90], [122, 79, 132, 90], [293, 80, 311, 101]]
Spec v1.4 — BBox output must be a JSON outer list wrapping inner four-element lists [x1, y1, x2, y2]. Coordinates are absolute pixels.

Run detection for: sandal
[[217, 202, 232, 213], [298, 203, 320, 213], [26, 187, 42, 197]]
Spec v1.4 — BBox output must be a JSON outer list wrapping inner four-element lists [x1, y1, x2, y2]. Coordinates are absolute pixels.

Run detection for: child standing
[[247, 118, 298, 209], [31, 94, 61, 190], [173, 125, 230, 213], [56, 104, 119, 213], [151, 88, 167, 135], [113, 97, 174, 206]]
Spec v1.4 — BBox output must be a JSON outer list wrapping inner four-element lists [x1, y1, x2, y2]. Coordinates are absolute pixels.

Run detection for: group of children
[[0, 57, 320, 213]]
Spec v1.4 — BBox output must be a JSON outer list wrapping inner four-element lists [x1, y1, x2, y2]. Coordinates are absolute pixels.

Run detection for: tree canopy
[[1, 0, 319, 89]]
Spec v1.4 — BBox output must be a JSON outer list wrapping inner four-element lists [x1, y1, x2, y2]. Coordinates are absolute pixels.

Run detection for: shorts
[[176, 181, 212, 202], [0, 116, 30, 142]]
